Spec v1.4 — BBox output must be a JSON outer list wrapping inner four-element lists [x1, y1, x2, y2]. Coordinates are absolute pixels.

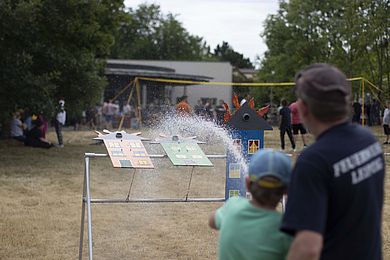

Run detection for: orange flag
[[223, 102, 231, 122], [257, 105, 270, 117], [249, 98, 255, 109], [232, 94, 240, 110]]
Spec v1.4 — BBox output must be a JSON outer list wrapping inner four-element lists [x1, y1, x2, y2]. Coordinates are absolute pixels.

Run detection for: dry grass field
[[1, 127, 390, 259]]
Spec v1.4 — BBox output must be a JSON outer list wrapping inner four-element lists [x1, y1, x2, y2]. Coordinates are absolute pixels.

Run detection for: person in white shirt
[[240, 94, 251, 106], [55, 100, 66, 147], [10, 111, 25, 142], [382, 101, 390, 144]]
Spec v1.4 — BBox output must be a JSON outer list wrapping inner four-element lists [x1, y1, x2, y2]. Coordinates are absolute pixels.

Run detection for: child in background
[[209, 149, 292, 260]]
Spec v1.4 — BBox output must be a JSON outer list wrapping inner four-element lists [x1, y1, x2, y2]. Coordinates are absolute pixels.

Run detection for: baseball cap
[[294, 63, 351, 100], [248, 149, 291, 188]]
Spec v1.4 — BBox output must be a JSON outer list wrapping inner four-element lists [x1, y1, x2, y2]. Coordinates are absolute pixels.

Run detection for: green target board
[[161, 142, 213, 166]]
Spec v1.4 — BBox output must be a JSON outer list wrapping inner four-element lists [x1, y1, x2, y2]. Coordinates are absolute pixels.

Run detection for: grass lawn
[[0, 127, 389, 259]]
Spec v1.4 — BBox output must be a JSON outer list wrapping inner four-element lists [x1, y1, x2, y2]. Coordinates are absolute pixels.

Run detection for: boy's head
[[246, 149, 291, 208]]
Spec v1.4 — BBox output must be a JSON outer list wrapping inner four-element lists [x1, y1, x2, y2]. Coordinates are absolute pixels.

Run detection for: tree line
[[1, 0, 388, 129], [253, 0, 389, 106], [0, 1, 251, 129]]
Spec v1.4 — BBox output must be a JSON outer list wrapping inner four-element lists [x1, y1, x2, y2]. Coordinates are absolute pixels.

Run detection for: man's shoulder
[[300, 123, 378, 163]]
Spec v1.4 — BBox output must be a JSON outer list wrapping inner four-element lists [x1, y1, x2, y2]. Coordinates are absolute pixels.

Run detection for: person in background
[[176, 96, 192, 115], [194, 99, 204, 116], [204, 99, 214, 120], [215, 99, 226, 125], [209, 149, 292, 260], [382, 101, 390, 144], [24, 120, 53, 148], [352, 99, 362, 123], [23, 108, 33, 132], [10, 111, 25, 142], [289, 100, 308, 148], [37, 113, 48, 138], [54, 99, 66, 147], [279, 99, 296, 151], [240, 94, 250, 106], [282, 64, 384, 260], [371, 99, 380, 126], [102, 99, 115, 129]]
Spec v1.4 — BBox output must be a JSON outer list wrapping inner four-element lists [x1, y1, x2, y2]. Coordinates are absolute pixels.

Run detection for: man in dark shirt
[[281, 64, 384, 260], [279, 99, 295, 151]]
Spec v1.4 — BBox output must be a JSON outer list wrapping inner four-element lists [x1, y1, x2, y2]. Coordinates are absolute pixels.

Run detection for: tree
[[111, 4, 211, 61], [255, 0, 390, 104], [0, 0, 124, 127], [214, 41, 253, 69]]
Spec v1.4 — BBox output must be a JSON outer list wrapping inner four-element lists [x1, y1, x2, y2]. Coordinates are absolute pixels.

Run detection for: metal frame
[[78, 152, 227, 260]]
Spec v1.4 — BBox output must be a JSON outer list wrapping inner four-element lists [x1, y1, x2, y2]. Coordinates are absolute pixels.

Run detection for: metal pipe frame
[[78, 152, 227, 260], [88, 197, 225, 204], [83, 153, 227, 159]]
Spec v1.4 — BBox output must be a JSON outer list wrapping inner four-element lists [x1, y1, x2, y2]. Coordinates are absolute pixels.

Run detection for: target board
[[155, 135, 213, 166], [95, 131, 154, 169]]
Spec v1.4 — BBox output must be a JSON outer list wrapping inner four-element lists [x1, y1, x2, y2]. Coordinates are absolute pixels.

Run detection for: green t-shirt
[[215, 197, 292, 260]]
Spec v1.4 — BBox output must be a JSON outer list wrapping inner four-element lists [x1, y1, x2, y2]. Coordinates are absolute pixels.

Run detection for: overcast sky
[[124, 0, 280, 64]]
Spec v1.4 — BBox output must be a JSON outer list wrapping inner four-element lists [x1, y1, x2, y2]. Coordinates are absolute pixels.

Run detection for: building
[[105, 59, 233, 108]]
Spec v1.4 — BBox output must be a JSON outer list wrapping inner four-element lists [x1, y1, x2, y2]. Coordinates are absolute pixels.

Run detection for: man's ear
[[297, 99, 309, 119], [245, 176, 251, 191]]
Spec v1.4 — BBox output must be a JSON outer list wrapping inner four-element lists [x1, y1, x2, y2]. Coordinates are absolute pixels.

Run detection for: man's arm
[[208, 211, 217, 230], [287, 230, 323, 260]]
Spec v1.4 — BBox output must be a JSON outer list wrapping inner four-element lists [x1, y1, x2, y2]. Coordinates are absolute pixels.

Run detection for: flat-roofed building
[[105, 59, 233, 108]]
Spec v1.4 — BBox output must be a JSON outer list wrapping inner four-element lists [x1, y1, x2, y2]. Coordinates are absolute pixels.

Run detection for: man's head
[[294, 64, 351, 125], [246, 149, 291, 208], [281, 99, 288, 107]]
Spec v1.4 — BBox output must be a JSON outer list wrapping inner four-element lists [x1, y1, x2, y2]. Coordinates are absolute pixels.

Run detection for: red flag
[[249, 98, 255, 109], [257, 105, 270, 117], [232, 94, 240, 110]]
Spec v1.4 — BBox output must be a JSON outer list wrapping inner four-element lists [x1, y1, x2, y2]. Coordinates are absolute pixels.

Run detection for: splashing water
[[149, 113, 249, 174]]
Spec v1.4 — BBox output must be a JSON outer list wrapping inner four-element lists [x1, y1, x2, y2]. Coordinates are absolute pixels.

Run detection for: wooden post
[[117, 81, 135, 131], [135, 78, 142, 128]]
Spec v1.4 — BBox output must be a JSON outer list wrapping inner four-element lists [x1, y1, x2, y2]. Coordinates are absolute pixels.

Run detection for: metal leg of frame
[[185, 166, 195, 201], [125, 169, 137, 201], [78, 165, 87, 260], [85, 156, 94, 260]]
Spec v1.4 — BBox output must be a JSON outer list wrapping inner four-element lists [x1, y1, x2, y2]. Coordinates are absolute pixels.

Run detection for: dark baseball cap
[[294, 63, 351, 100]]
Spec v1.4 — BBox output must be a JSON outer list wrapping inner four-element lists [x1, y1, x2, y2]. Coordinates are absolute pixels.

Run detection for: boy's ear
[[245, 176, 251, 190]]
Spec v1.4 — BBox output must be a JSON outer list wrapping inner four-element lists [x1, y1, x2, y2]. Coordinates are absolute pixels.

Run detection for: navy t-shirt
[[279, 107, 291, 128], [281, 122, 384, 260]]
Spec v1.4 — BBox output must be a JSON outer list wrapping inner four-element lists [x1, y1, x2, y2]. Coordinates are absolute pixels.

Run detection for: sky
[[124, 0, 280, 64]]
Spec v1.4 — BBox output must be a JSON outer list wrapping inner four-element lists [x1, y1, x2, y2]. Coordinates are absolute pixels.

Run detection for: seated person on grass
[[209, 149, 292, 260], [24, 120, 53, 149]]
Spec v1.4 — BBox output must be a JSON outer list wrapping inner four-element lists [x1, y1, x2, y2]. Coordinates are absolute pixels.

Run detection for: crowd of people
[[9, 100, 66, 148], [209, 63, 385, 260], [278, 96, 389, 151]]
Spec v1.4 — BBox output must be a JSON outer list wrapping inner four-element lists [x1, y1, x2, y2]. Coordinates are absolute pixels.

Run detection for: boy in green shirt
[[209, 149, 292, 260]]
